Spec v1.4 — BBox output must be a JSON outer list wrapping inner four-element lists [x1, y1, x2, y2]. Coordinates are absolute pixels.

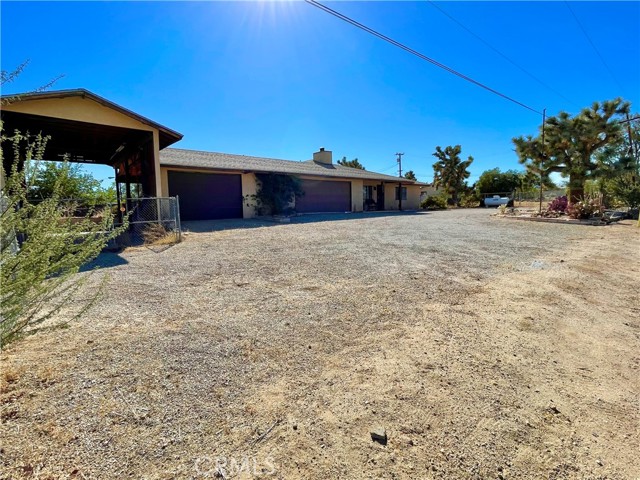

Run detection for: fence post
[[175, 195, 182, 242]]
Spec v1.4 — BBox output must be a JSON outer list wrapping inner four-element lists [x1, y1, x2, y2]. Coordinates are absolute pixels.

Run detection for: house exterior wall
[[351, 179, 364, 212], [384, 183, 398, 210], [384, 183, 421, 210], [241, 173, 258, 218], [406, 185, 421, 209]]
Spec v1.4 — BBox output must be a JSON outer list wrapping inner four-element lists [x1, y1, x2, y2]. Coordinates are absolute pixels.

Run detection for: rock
[[370, 426, 387, 445], [596, 459, 603, 466]]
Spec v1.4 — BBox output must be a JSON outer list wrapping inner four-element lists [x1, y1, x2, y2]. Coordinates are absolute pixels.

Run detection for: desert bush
[[141, 223, 177, 245], [548, 195, 568, 213], [249, 173, 304, 215], [1, 130, 126, 348], [420, 195, 448, 210], [459, 190, 481, 208], [566, 198, 603, 219]]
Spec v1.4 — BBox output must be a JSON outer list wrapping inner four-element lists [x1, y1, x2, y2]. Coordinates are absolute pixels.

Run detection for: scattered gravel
[[1, 209, 638, 479]]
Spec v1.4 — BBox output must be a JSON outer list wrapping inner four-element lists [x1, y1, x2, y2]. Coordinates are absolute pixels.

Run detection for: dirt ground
[[1, 209, 638, 479]]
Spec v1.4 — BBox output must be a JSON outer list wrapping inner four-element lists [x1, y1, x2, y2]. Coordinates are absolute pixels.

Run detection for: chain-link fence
[[114, 196, 181, 247], [513, 189, 566, 204]]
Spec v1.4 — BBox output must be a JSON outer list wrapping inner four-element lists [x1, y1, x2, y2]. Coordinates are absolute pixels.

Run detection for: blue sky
[[2, 1, 639, 185]]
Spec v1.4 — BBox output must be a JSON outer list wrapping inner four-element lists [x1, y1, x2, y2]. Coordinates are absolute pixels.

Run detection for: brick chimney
[[313, 147, 332, 165]]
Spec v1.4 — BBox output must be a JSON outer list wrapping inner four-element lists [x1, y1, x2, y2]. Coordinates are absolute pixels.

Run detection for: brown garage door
[[168, 171, 243, 220], [296, 179, 351, 213]]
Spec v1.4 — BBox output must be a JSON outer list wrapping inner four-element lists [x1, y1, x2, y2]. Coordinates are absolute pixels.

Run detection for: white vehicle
[[484, 195, 510, 207]]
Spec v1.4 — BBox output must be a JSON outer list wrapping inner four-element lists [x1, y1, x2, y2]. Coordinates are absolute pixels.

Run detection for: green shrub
[[420, 195, 448, 210], [459, 191, 481, 208]]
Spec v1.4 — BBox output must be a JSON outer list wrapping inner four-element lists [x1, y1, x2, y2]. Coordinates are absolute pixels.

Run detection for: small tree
[[337, 157, 365, 170], [1, 130, 125, 348], [28, 160, 117, 205], [475, 168, 521, 196], [403, 170, 417, 181]]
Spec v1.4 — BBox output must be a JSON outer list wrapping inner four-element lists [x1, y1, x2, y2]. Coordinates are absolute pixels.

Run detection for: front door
[[377, 183, 385, 210]]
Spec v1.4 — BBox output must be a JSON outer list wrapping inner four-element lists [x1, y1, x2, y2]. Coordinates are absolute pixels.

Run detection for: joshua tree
[[514, 98, 630, 203], [432, 145, 473, 205]]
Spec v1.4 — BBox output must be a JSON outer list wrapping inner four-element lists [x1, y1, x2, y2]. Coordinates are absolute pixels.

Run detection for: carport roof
[[160, 148, 427, 184], [1, 89, 183, 148]]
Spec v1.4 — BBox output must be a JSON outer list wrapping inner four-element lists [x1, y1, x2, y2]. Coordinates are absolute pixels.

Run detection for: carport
[[1, 89, 182, 202]]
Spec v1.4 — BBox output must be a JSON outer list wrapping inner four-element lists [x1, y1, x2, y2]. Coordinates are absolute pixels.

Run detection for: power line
[[426, 0, 578, 108], [564, 1, 626, 95], [620, 115, 640, 125], [304, 0, 543, 116], [380, 162, 401, 172]]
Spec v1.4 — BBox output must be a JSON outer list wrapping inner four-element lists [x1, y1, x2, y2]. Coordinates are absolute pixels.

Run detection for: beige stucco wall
[[383, 183, 421, 210], [2, 96, 156, 132], [384, 183, 399, 210], [241, 173, 258, 218], [350, 179, 364, 212], [405, 185, 421, 209]]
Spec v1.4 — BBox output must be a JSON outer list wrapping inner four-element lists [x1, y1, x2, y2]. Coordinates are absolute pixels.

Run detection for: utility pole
[[396, 152, 404, 211], [625, 113, 638, 182], [539, 108, 546, 213]]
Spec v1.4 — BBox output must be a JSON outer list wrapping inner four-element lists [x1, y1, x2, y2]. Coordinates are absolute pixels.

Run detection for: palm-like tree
[[432, 145, 473, 205]]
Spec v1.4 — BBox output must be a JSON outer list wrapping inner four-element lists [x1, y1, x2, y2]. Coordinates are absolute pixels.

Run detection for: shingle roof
[[160, 148, 423, 184]]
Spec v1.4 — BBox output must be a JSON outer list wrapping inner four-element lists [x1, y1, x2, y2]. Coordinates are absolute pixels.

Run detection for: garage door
[[168, 171, 243, 220], [296, 179, 351, 213]]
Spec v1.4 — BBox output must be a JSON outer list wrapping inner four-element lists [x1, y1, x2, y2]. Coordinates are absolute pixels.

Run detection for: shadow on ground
[[183, 210, 428, 233], [80, 252, 129, 272]]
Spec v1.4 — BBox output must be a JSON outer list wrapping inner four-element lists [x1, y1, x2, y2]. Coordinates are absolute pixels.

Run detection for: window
[[363, 185, 374, 201], [395, 186, 407, 201]]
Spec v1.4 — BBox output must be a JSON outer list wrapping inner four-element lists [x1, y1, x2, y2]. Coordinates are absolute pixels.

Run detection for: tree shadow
[[80, 252, 129, 272]]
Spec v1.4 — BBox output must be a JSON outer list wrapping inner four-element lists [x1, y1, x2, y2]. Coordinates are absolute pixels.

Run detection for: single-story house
[[160, 148, 426, 220], [1, 89, 428, 220]]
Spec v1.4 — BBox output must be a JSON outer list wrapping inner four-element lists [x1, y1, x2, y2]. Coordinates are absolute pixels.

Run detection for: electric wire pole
[[396, 152, 404, 211], [539, 108, 546, 213]]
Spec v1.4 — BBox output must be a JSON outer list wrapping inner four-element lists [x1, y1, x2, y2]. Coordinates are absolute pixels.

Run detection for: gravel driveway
[[1, 209, 638, 479]]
